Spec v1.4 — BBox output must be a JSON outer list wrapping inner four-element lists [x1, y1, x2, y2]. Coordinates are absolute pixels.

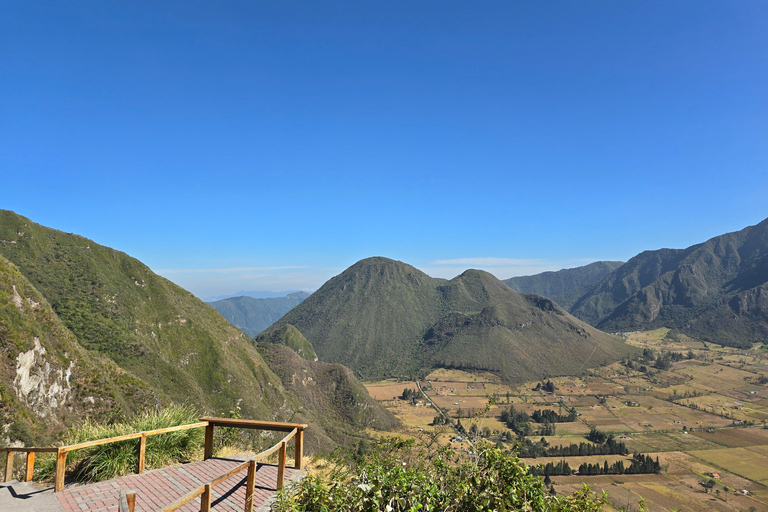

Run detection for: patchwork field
[[363, 331, 768, 511]]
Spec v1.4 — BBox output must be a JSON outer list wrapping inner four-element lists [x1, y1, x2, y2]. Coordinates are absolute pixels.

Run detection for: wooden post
[[4, 451, 14, 482], [201, 483, 212, 512], [204, 423, 214, 460], [55, 449, 67, 492], [244, 459, 256, 512], [138, 434, 146, 474], [126, 490, 136, 512], [294, 428, 303, 470], [277, 442, 286, 490], [119, 490, 136, 512], [25, 452, 35, 482]]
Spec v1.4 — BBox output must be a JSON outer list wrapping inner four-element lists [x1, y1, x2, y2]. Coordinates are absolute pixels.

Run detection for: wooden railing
[[0, 416, 307, 509], [159, 421, 302, 512]]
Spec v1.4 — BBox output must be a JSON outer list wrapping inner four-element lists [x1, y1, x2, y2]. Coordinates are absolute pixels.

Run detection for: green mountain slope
[[269, 257, 637, 382], [0, 255, 157, 445], [255, 342, 398, 449], [0, 211, 401, 451], [271, 257, 444, 379], [253, 324, 318, 361], [571, 218, 768, 347], [208, 293, 308, 336], [504, 261, 624, 310], [0, 210, 292, 422]]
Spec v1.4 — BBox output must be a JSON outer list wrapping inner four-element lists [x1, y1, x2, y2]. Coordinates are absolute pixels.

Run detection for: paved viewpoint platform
[[0, 457, 301, 512]]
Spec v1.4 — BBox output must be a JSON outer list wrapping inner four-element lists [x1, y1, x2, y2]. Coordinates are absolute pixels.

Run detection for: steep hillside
[[0, 255, 157, 446], [270, 257, 637, 381], [209, 293, 308, 336], [504, 261, 624, 310], [253, 324, 318, 361], [0, 211, 400, 451], [571, 218, 768, 347], [0, 211, 297, 423], [255, 342, 399, 450]]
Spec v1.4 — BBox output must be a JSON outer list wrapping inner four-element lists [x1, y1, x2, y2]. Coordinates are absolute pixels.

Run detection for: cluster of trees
[[500, 405, 532, 435], [578, 454, 661, 476], [623, 349, 688, 373], [530, 454, 660, 478], [531, 409, 576, 423], [533, 380, 557, 393], [517, 436, 628, 458], [431, 415, 451, 426], [501, 406, 574, 436], [668, 388, 703, 402], [529, 460, 573, 477], [400, 388, 423, 403], [586, 428, 607, 444]]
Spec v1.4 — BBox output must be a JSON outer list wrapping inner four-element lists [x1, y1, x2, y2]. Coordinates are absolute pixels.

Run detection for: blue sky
[[2, 1, 766, 299]]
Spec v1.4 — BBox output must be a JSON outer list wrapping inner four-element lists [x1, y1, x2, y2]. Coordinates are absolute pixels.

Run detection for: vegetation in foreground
[[273, 438, 609, 512], [38, 405, 204, 482]]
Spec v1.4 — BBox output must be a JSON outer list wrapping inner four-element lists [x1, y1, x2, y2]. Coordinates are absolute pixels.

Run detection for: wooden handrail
[[62, 421, 210, 452], [199, 417, 307, 432], [50, 421, 211, 491], [202, 418, 305, 470], [159, 424, 302, 512], [0, 447, 59, 453]]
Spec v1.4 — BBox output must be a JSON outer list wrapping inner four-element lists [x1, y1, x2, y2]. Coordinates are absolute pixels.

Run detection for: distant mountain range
[[266, 257, 637, 382], [5, 207, 764, 448], [0, 211, 394, 449], [506, 218, 768, 349], [571, 218, 768, 347], [208, 292, 309, 336], [204, 290, 309, 301], [504, 261, 624, 310]]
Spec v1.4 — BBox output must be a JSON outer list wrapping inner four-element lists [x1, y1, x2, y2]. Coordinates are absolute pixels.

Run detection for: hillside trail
[[0, 456, 302, 512]]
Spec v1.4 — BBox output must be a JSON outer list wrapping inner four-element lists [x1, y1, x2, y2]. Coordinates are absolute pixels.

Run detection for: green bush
[[38, 405, 203, 482], [273, 438, 606, 511]]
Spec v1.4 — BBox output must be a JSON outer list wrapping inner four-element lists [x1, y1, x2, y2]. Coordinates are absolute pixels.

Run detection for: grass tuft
[[37, 405, 203, 482]]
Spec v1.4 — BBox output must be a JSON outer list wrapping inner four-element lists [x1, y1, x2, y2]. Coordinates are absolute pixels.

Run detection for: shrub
[[273, 437, 606, 511]]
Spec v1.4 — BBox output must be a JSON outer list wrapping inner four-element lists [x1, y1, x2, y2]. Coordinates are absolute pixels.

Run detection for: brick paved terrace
[[58, 457, 300, 512]]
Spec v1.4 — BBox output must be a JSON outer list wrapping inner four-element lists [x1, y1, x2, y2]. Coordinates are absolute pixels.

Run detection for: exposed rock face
[[13, 337, 73, 419]]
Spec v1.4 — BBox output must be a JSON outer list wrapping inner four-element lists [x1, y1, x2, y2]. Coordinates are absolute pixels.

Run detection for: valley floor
[[364, 329, 768, 512]]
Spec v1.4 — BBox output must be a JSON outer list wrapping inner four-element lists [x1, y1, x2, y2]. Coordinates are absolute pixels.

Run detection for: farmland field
[[363, 331, 768, 511]]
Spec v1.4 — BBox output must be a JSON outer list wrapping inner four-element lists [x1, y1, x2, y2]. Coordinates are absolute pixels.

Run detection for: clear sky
[[2, 1, 766, 299]]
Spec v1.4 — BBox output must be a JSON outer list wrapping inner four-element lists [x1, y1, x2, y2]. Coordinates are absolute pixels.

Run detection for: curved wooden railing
[[159, 424, 301, 512], [1, 416, 306, 512]]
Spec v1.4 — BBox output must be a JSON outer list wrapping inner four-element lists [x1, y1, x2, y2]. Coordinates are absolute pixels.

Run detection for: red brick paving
[[56, 458, 299, 511]]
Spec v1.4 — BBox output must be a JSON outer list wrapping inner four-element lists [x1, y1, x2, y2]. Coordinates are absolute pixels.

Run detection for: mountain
[[255, 341, 398, 448], [570, 218, 768, 348], [267, 257, 637, 382], [0, 210, 292, 422], [0, 211, 394, 450], [0, 254, 157, 445], [205, 290, 308, 302], [208, 293, 309, 336], [504, 261, 624, 310], [253, 324, 318, 361]]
